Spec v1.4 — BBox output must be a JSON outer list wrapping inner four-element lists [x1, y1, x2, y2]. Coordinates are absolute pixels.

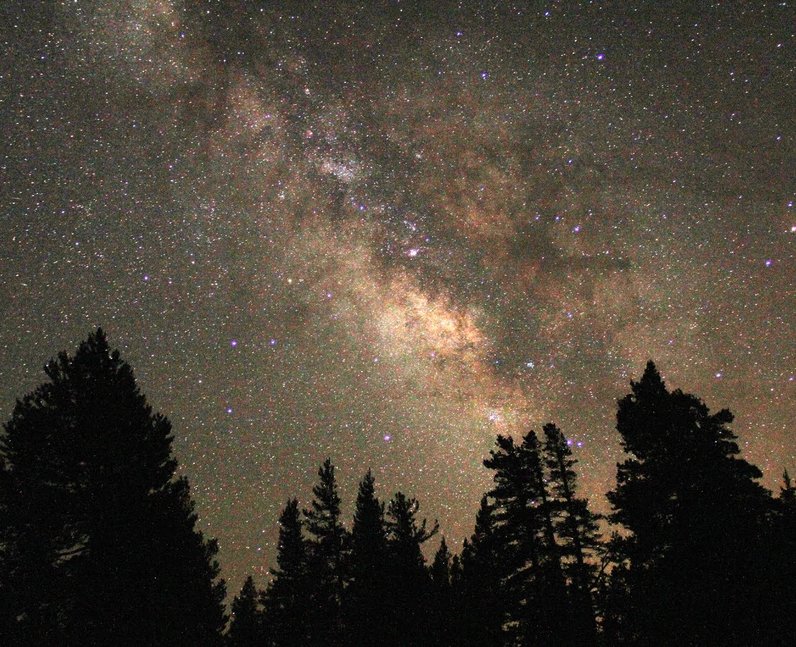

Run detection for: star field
[[0, 1, 793, 595]]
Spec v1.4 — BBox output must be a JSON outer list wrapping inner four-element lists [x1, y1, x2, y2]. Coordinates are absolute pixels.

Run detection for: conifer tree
[[430, 536, 452, 587], [385, 492, 438, 646], [607, 361, 774, 644], [262, 498, 309, 646], [228, 576, 262, 646], [303, 459, 347, 644], [781, 469, 796, 507], [455, 496, 505, 646], [386, 492, 438, 573], [343, 469, 389, 646], [348, 470, 387, 581], [483, 434, 535, 645], [767, 470, 796, 638], [778, 469, 796, 539], [450, 552, 462, 583], [429, 537, 453, 646], [0, 329, 226, 645], [542, 423, 599, 644], [484, 432, 569, 646]]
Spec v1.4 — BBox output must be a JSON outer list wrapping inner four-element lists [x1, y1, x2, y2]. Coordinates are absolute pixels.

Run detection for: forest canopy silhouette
[[1, 331, 793, 645]]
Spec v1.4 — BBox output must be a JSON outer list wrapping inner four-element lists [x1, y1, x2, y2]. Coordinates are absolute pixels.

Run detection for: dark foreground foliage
[[0, 330, 226, 646], [230, 362, 795, 647], [1, 332, 793, 645]]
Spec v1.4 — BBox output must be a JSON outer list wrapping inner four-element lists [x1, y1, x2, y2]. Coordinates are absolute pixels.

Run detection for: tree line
[[0, 330, 793, 645]]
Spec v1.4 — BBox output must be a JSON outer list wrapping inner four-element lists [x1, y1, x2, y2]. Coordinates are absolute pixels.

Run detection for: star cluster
[[0, 1, 793, 593]]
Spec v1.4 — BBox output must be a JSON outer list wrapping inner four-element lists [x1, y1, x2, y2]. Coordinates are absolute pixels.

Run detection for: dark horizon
[[2, 331, 792, 644]]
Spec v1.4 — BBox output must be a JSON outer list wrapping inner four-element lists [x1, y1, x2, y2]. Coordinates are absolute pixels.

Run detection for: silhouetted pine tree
[[429, 537, 453, 646], [766, 470, 796, 639], [594, 532, 632, 645], [228, 576, 262, 646], [483, 435, 533, 645], [542, 423, 599, 645], [484, 432, 569, 646], [303, 459, 347, 645], [522, 430, 573, 645], [776, 469, 796, 544], [262, 498, 309, 646], [455, 496, 505, 646], [781, 469, 795, 506], [385, 492, 438, 646], [606, 361, 774, 644], [0, 329, 226, 645], [342, 469, 389, 646], [430, 535, 452, 587]]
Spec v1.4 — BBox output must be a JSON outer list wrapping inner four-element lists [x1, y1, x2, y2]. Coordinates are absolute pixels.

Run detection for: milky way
[[1, 1, 793, 594]]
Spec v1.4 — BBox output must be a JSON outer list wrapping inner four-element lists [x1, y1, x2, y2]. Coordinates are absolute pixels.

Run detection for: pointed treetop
[[353, 469, 384, 528], [781, 469, 795, 504], [387, 492, 439, 547], [358, 468, 376, 498], [231, 575, 258, 619], [228, 575, 261, 646], [635, 360, 666, 393], [434, 536, 451, 562], [239, 574, 257, 598], [431, 536, 452, 586], [350, 468, 387, 562], [75, 327, 115, 363], [473, 494, 494, 537], [273, 498, 306, 577], [304, 458, 343, 538]]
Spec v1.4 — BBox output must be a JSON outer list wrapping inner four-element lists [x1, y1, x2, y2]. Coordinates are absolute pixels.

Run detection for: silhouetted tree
[[0, 329, 226, 645], [430, 536, 452, 587], [342, 469, 389, 646], [228, 576, 262, 646], [385, 492, 438, 646], [781, 469, 796, 506], [455, 496, 505, 646], [606, 361, 774, 644], [303, 459, 347, 645], [542, 423, 599, 645], [429, 537, 453, 645], [766, 469, 796, 639], [484, 432, 569, 646], [262, 498, 309, 646]]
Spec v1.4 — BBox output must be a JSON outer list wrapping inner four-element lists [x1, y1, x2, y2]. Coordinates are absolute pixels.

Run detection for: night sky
[[1, 1, 793, 595]]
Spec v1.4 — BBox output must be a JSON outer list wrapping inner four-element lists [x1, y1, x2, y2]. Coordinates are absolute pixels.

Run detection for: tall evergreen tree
[[343, 469, 389, 646], [385, 492, 438, 646], [455, 496, 505, 646], [428, 537, 453, 646], [348, 469, 387, 580], [781, 469, 796, 507], [606, 361, 774, 644], [766, 470, 796, 639], [303, 459, 347, 645], [262, 498, 309, 646], [430, 536, 452, 588], [542, 423, 599, 645], [228, 576, 262, 646], [484, 432, 568, 646], [0, 329, 226, 645], [483, 434, 534, 645]]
